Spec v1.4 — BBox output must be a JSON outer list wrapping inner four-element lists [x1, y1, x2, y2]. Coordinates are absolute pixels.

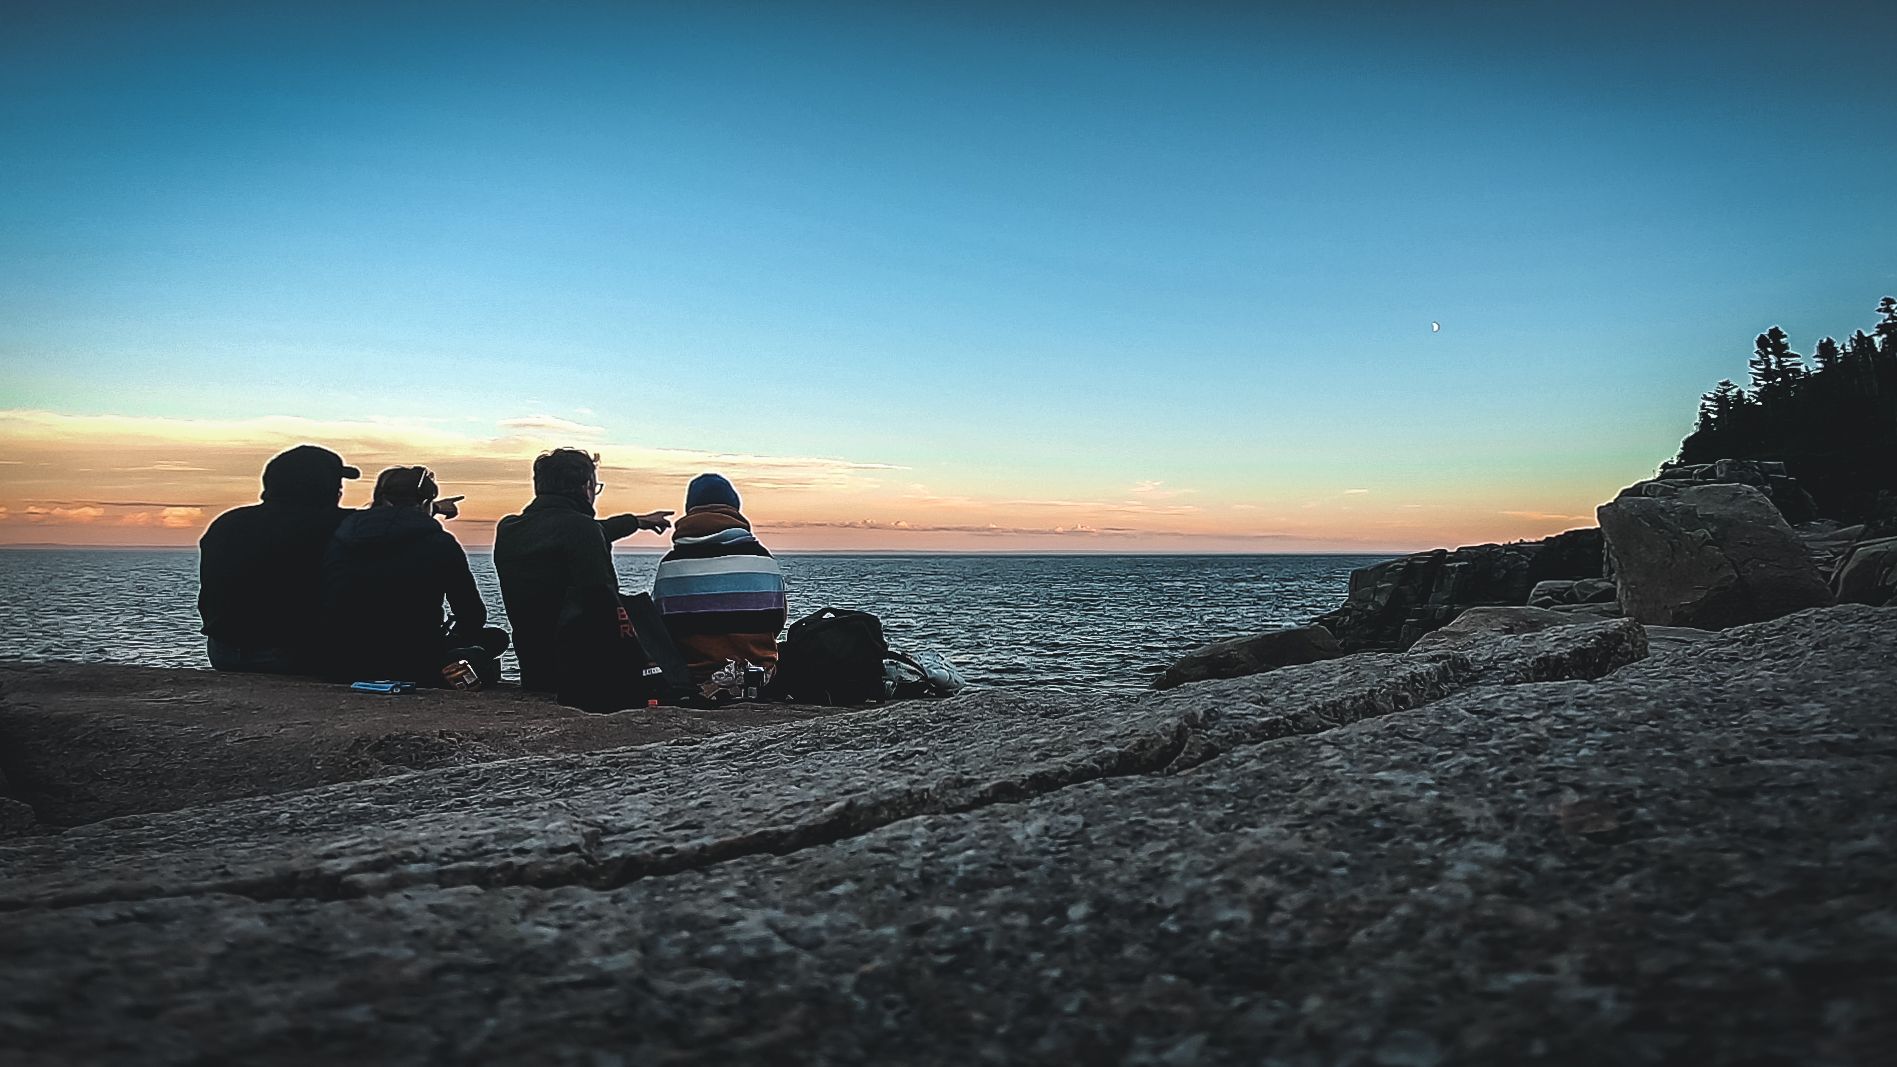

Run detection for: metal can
[[441, 660, 481, 691], [742, 665, 766, 701]]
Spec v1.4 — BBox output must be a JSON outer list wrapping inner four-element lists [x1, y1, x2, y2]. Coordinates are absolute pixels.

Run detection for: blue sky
[[2, 2, 1893, 548]]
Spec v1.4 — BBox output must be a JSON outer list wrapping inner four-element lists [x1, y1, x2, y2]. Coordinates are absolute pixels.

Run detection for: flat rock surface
[[0, 661, 845, 828], [2, 607, 1892, 1064]]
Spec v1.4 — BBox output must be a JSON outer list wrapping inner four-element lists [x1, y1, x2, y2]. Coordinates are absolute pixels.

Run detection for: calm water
[[0, 549, 1376, 693]]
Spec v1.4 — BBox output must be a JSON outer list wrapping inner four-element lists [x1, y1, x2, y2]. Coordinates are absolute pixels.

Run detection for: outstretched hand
[[634, 509, 675, 533], [432, 495, 465, 520]]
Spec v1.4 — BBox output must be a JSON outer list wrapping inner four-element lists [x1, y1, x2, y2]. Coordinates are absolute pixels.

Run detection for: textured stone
[[1630, 458, 1820, 524], [1544, 601, 1622, 618], [1526, 579, 1575, 607], [0, 606, 1889, 1065], [1832, 535, 1897, 606], [1642, 625, 1717, 656], [0, 623, 1653, 912], [0, 656, 1462, 909], [1569, 577, 1618, 603], [1408, 617, 1647, 687], [1152, 624, 1342, 689], [0, 661, 847, 827], [1599, 483, 1834, 628], [1314, 530, 1602, 652], [1407, 606, 1586, 652], [0, 799, 32, 837]]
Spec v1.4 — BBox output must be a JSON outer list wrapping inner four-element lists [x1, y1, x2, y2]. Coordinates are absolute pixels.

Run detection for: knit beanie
[[685, 472, 741, 511]]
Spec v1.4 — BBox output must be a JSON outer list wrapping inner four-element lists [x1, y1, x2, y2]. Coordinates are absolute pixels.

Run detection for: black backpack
[[774, 607, 888, 705]]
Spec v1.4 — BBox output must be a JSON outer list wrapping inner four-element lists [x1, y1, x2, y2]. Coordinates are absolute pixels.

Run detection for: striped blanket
[[652, 508, 788, 675]]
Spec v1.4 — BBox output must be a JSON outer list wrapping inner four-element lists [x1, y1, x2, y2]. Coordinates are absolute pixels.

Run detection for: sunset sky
[[4, 2, 1893, 552]]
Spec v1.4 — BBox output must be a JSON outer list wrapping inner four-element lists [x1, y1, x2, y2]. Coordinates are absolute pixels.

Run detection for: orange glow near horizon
[[0, 410, 1614, 554]]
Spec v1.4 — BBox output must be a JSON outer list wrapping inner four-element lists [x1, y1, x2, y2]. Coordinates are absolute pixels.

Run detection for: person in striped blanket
[[652, 473, 789, 688]]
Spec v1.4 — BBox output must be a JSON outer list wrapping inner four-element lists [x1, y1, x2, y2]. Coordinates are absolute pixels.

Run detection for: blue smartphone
[[350, 680, 417, 694]]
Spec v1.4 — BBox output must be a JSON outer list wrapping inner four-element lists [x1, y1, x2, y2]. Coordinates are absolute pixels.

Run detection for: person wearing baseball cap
[[198, 444, 361, 674]]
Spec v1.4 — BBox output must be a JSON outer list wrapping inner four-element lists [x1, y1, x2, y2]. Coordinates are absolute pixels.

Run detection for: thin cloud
[[497, 415, 607, 437], [31, 499, 214, 509], [17, 505, 106, 523], [638, 447, 902, 473], [996, 498, 1202, 517], [1502, 510, 1592, 522], [765, 519, 1307, 541], [768, 519, 1143, 537], [0, 409, 903, 496], [1344, 488, 1370, 495]]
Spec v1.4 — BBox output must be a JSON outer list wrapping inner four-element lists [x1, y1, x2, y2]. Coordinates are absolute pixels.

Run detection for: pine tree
[[1696, 389, 1719, 433], [1812, 336, 1841, 371], [1877, 296, 1897, 362], [1846, 329, 1879, 368], [1748, 326, 1800, 400]]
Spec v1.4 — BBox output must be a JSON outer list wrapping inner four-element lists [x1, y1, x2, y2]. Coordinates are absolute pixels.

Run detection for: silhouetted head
[[371, 466, 439, 509], [533, 448, 602, 505], [685, 472, 740, 512], [260, 445, 360, 504]]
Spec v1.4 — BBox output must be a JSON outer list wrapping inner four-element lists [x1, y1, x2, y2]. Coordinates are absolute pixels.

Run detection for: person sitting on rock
[[652, 473, 789, 690], [492, 448, 673, 695], [322, 466, 511, 686], [198, 444, 361, 674]]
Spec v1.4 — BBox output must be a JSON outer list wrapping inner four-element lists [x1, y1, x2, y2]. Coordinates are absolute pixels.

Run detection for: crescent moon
[[1431, 321, 1440, 332]]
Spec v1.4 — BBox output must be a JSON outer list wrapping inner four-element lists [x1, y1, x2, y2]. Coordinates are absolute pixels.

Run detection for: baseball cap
[[261, 444, 361, 500]]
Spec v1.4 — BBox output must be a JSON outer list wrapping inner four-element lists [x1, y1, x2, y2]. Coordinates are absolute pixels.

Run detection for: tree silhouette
[[1747, 326, 1804, 401], [1813, 336, 1841, 372], [1677, 297, 1897, 521]]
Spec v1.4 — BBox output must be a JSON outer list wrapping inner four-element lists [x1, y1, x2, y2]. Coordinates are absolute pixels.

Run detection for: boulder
[[1598, 483, 1834, 628], [1570, 577, 1618, 603], [1628, 458, 1820, 524], [1406, 605, 1586, 653], [1527, 579, 1575, 607], [1527, 577, 1616, 608], [1795, 519, 1869, 577], [1833, 535, 1897, 606], [1525, 526, 1606, 583], [1418, 616, 1649, 686], [1314, 528, 1602, 652], [0, 606, 1891, 1064], [1152, 624, 1342, 689]]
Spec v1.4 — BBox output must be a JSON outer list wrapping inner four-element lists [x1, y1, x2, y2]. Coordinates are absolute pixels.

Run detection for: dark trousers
[[446, 627, 511, 686], [207, 638, 306, 674]]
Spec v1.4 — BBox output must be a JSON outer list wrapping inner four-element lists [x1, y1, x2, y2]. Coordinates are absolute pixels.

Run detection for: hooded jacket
[[653, 504, 787, 676], [321, 505, 488, 683], [198, 482, 351, 660], [493, 493, 647, 692]]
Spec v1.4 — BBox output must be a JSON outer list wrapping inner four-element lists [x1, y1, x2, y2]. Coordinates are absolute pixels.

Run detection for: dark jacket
[[493, 493, 644, 692], [198, 495, 350, 663], [322, 506, 488, 683]]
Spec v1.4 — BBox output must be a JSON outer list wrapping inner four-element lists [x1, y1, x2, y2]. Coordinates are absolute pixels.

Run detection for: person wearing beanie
[[685, 472, 741, 511], [322, 466, 511, 687], [492, 448, 674, 694], [198, 444, 361, 673], [652, 472, 788, 691]]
